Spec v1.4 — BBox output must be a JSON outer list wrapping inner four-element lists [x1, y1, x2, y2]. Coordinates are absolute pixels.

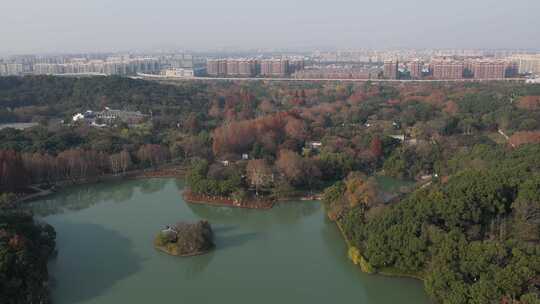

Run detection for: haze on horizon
[[1, 0, 540, 55]]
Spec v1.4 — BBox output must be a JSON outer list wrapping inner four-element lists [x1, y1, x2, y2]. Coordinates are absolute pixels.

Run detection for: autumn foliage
[[370, 136, 383, 158], [344, 172, 379, 208], [509, 131, 540, 147], [276, 149, 304, 185], [212, 112, 304, 156], [0, 144, 169, 192], [516, 96, 540, 110], [0, 150, 29, 192]]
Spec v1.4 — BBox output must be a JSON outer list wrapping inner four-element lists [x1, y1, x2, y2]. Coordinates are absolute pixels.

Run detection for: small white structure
[[526, 77, 540, 84], [420, 174, 432, 180], [389, 134, 405, 141], [72, 113, 85, 122], [90, 121, 107, 128], [307, 141, 323, 149], [162, 226, 175, 234], [242, 153, 249, 160]]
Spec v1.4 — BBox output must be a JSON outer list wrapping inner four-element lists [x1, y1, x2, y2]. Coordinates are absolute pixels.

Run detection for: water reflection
[[156, 224, 262, 281], [320, 216, 349, 264], [186, 204, 238, 221], [185, 201, 320, 228], [272, 201, 321, 223], [174, 178, 186, 190], [217, 230, 260, 251], [27, 178, 169, 217], [48, 220, 143, 304], [182, 251, 215, 280], [138, 178, 170, 194]]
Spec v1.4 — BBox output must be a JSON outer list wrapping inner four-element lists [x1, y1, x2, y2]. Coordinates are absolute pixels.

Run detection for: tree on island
[[154, 220, 214, 256]]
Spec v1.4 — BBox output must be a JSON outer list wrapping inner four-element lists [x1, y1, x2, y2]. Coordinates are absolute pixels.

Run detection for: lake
[[27, 178, 429, 304]]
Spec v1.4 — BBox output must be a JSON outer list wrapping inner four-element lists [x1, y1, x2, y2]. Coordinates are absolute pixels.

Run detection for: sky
[[1, 0, 539, 55]]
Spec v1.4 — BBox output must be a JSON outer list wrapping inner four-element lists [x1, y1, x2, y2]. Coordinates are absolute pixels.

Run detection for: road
[[498, 129, 515, 148], [134, 74, 525, 83]]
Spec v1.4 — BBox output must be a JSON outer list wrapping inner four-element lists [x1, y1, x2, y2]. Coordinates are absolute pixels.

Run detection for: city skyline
[[2, 0, 540, 55]]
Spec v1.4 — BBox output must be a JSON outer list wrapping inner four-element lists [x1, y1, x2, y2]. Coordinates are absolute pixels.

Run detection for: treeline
[[324, 144, 540, 304], [0, 210, 56, 304], [0, 144, 169, 193], [0, 76, 211, 123]]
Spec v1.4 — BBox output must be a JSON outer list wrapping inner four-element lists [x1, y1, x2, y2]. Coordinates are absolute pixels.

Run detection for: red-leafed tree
[[370, 136, 383, 158], [22, 153, 58, 184], [284, 117, 307, 141], [509, 131, 540, 148], [212, 112, 291, 156], [275, 149, 304, 185], [517, 96, 540, 110], [208, 101, 222, 118], [444, 100, 459, 115], [0, 150, 29, 192], [258, 99, 275, 114]]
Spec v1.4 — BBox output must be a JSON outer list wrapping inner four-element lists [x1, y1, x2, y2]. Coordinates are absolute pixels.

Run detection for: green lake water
[[28, 178, 430, 304]]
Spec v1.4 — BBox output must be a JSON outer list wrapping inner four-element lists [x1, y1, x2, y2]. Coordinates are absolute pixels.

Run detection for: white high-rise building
[[5, 63, 24, 76], [510, 54, 540, 74]]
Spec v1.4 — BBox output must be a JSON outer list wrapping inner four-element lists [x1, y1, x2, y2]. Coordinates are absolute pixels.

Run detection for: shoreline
[[276, 193, 322, 202], [12, 164, 187, 205], [154, 244, 213, 257], [13, 171, 318, 210]]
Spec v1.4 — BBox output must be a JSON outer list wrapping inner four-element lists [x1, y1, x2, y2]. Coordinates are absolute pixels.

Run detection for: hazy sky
[[1, 0, 539, 54]]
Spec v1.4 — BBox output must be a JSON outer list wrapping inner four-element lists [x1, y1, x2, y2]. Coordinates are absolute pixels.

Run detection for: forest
[[0, 208, 56, 304], [1, 75, 540, 303], [325, 144, 540, 304]]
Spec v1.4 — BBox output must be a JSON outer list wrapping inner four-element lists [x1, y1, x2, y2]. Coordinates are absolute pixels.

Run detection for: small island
[[154, 220, 214, 256]]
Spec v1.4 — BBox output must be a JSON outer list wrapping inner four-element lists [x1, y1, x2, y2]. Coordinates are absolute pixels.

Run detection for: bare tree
[[276, 149, 303, 185], [119, 150, 132, 173], [246, 159, 273, 196], [110, 153, 122, 175]]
